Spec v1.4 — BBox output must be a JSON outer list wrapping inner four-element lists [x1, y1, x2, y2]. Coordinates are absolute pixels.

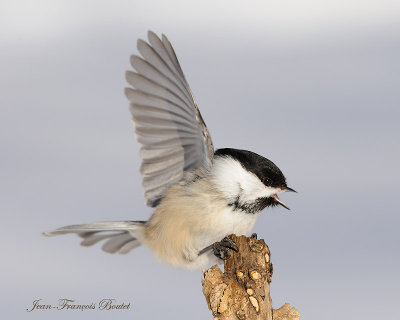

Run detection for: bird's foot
[[212, 237, 239, 260], [251, 233, 258, 239]]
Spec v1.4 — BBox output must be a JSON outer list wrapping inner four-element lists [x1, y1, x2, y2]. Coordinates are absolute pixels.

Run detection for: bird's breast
[[209, 206, 259, 238]]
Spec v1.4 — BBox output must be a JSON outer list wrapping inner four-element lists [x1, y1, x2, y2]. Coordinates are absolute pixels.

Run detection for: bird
[[43, 31, 296, 270]]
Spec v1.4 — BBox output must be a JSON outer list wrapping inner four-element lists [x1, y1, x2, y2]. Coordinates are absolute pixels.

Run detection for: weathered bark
[[273, 303, 300, 320], [202, 235, 299, 320]]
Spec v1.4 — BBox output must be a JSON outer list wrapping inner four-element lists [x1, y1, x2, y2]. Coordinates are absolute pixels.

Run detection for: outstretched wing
[[125, 31, 214, 207]]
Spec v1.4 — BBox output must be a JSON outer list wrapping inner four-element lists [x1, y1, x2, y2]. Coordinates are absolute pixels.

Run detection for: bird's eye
[[262, 177, 272, 185]]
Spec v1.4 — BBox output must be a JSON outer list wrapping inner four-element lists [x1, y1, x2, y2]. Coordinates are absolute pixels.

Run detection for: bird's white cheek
[[211, 156, 282, 203], [262, 186, 281, 198], [240, 182, 279, 203]]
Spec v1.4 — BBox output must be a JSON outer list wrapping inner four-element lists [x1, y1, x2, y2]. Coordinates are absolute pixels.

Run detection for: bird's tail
[[43, 221, 146, 254]]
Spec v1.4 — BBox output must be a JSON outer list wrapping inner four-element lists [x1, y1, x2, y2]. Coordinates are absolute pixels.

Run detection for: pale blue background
[[1, 1, 399, 319]]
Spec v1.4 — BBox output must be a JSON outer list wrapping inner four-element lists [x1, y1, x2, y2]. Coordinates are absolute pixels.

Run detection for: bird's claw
[[212, 237, 239, 260], [251, 233, 258, 239]]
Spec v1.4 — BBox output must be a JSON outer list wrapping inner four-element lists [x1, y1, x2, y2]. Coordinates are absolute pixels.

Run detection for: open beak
[[272, 194, 290, 210]]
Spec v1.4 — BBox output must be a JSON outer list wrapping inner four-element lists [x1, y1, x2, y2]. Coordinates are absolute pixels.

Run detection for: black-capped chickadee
[[44, 31, 296, 270]]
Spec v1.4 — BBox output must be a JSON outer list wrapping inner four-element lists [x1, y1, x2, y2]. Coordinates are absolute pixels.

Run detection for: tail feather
[[117, 240, 142, 254], [101, 233, 136, 254], [80, 232, 123, 247], [43, 221, 146, 255]]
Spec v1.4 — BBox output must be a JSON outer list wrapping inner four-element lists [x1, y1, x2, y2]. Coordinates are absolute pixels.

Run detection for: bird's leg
[[212, 237, 239, 259], [199, 237, 239, 259], [201, 237, 238, 260]]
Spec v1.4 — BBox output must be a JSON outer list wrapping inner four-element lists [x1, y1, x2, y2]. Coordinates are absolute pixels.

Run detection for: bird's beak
[[272, 194, 290, 210], [284, 186, 297, 193]]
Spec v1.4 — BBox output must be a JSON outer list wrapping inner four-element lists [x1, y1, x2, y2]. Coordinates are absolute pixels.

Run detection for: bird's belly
[[182, 207, 258, 269], [195, 207, 259, 252], [144, 197, 259, 269]]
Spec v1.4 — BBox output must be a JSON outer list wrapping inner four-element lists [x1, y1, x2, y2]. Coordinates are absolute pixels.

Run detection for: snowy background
[[1, 0, 400, 319]]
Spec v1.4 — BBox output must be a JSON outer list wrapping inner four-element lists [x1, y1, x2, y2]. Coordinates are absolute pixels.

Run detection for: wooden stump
[[201, 234, 299, 320]]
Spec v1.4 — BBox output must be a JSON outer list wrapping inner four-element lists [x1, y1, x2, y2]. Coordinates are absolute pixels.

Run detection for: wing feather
[[148, 31, 187, 85], [125, 88, 193, 119], [129, 55, 193, 107], [126, 72, 190, 111], [141, 158, 184, 176], [125, 31, 214, 207]]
